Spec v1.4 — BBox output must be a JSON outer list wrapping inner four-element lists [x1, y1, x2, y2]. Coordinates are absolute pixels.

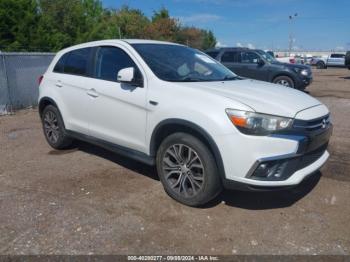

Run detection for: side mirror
[[117, 67, 143, 87]]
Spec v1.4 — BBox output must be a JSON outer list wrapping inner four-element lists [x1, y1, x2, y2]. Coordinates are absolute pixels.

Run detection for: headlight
[[226, 109, 293, 135], [293, 68, 309, 76], [300, 69, 309, 76]]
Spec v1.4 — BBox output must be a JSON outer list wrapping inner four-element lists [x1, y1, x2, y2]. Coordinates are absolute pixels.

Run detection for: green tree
[[0, 1, 217, 52], [201, 30, 217, 50], [0, 0, 39, 51], [114, 6, 150, 38]]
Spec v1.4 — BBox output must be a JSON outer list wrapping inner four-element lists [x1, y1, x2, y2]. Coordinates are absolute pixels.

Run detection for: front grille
[[298, 143, 328, 170], [293, 114, 331, 132]]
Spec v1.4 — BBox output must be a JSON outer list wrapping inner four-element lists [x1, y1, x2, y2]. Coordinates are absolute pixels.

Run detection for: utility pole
[[288, 13, 298, 55], [118, 26, 122, 39]]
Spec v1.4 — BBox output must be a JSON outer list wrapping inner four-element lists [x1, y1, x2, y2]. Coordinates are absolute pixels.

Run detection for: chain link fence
[[0, 52, 55, 115]]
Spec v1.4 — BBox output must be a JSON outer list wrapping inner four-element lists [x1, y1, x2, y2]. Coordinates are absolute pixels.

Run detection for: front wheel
[[273, 76, 295, 88], [156, 133, 222, 207]]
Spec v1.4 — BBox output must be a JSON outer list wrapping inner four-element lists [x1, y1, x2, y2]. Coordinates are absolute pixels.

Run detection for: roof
[[205, 47, 250, 52], [123, 39, 182, 45], [55, 39, 183, 55]]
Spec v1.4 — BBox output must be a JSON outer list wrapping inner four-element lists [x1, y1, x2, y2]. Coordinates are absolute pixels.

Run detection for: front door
[[87, 46, 148, 153], [239, 51, 269, 81]]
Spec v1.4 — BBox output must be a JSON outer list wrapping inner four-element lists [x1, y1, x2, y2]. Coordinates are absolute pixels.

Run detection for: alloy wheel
[[162, 144, 205, 197], [43, 110, 60, 144], [276, 79, 291, 87]]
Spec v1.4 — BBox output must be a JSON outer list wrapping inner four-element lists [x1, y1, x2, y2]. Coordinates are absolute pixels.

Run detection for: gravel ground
[[0, 68, 349, 255]]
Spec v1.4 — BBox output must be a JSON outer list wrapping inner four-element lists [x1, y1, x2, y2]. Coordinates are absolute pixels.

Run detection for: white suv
[[39, 40, 332, 206]]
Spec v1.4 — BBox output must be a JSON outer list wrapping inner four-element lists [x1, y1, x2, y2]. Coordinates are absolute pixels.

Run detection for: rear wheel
[[156, 133, 222, 207], [316, 61, 326, 69], [273, 76, 295, 88], [41, 105, 73, 149]]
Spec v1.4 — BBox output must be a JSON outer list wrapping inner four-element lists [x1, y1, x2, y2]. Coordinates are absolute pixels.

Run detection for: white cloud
[[335, 46, 345, 51], [235, 42, 256, 49], [247, 43, 255, 49], [216, 41, 227, 47], [178, 14, 222, 24]]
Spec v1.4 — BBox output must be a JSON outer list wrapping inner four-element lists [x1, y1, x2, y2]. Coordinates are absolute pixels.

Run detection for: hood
[[271, 60, 310, 70], [180, 79, 321, 118]]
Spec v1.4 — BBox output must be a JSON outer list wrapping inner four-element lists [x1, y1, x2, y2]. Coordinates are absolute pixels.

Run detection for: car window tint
[[63, 48, 91, 76], [241, 52, 260, 64], [53, 53, 69, 73], [206, 51, 219, 59], [95, 46, 137, 82], [221, 51, 238, 63]]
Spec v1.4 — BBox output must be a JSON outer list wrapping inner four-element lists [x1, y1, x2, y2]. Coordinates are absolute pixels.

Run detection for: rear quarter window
[[205, 51, 219, 59], [53, 47, 92, 76]]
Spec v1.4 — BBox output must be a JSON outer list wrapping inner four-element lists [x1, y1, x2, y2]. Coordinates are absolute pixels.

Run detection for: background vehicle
[[39, 40, 331, 207], [275, 55, 304, 64], [206, 47, 312, 90], [311, 53, 346, 69], [345, 51, 350, 69]]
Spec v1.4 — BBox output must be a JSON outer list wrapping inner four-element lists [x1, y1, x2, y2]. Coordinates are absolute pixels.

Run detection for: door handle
[[55, 81, 62, 88], [87, 88, 99, 98]]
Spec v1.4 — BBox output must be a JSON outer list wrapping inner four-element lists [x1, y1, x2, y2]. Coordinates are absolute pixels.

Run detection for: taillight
[[38, 75, 44, 85], [289, 58, 295, 64]]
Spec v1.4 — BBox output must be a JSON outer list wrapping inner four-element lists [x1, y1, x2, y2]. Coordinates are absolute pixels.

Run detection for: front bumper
[[296, 75, 313, 89], [215, 119, 332, 190]]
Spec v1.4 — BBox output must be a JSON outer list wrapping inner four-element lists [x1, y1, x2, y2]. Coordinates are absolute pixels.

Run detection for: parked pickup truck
[[311, 53, 346, 69]]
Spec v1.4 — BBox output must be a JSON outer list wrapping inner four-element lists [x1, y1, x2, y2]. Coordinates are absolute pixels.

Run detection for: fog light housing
[[250, 160, 292, 181]]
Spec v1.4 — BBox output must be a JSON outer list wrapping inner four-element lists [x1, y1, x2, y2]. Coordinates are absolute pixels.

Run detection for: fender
[[38, 97, 59, 116], [270, 71, 296, 83], [150, 118, 227, 180]]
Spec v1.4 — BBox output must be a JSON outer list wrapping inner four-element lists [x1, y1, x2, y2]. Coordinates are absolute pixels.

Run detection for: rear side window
[[53, 53, 68, 73], [221, 51, 239, 63], [53, 48, 92, 76], [206, 51, 219, 59], [330, 54, 345, 58], [94, 46, 138, 82]]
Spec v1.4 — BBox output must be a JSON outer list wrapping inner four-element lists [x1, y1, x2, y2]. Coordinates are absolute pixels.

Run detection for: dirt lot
[[0, 68, 349, 255]]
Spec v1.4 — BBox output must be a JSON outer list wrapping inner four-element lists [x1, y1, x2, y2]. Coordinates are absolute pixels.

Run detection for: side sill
[[66, 130, 155, 166]]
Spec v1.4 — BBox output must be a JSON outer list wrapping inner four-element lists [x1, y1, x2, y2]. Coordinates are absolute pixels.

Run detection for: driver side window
[[241, 52, 260, 64], [95, 46, 139, 82]]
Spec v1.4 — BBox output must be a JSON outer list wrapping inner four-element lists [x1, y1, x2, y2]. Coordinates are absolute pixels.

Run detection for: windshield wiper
[[221, 75, 239, 81], [176, 77, 206, 82]]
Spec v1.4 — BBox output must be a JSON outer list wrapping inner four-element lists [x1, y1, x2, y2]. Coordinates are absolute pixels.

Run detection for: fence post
[[0, 54, 12, 114]]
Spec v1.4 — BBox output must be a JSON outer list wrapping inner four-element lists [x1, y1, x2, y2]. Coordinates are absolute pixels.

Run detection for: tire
[[41, 105, 73, 149], [273, 75, 295, 88], [316, 61, 326, 69], [156, 132, 222, 207]]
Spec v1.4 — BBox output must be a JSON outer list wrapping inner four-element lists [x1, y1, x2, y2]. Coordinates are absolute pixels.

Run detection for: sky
[[102, 0, 350, 51]]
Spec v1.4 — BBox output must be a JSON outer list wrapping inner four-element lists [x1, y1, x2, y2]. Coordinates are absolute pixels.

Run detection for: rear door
[[86, 46, 148, 153], [50, 47, 93, 134], [327, 54, 345, 66], [220, 51, 242, 75]]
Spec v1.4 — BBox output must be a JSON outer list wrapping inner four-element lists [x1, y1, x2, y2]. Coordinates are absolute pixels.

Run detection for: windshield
[[257, 50, 276, 63], [131, 44, 238, 82]]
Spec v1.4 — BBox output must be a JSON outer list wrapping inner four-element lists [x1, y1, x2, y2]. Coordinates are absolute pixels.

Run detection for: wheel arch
[[271, 72, 296, 86], [38, 97, 59, 117], [150, 119, 226, 180]]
